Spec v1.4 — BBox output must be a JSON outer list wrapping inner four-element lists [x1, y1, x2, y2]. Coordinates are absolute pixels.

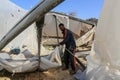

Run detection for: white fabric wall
[[86, 0, 120, 80], [95, 0, 120, 67], [0, 0, 38, 54]]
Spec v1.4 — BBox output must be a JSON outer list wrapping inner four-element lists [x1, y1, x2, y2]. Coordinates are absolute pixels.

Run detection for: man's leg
[[69, 49, 76, 74], [63, 50, 69, 69]]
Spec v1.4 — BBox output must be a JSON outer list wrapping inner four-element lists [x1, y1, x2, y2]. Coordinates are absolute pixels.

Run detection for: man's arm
[[59, 30, 69, 45]]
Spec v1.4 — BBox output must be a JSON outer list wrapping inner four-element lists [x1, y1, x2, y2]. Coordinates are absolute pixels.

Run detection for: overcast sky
[[11, 0, 104, 20]]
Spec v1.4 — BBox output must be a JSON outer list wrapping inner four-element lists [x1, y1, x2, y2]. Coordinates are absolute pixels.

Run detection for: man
[[58, 23, 76, 74]]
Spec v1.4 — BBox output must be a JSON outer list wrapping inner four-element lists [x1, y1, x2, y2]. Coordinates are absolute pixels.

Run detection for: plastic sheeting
[[85, 0, 120, 80], [76, 27, 95, 47], [43, 12, 69, 38], [0, 0, 38, 54], [0, 47, 62, 73], [40, 46, 62, 70], [0, 53, 38, 73]]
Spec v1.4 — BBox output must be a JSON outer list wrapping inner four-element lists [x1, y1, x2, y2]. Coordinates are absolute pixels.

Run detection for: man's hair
[[59, 23, 64, 27]]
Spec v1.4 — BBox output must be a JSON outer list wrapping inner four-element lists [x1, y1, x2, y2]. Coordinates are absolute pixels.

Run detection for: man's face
[[59, 25, 65, 31]]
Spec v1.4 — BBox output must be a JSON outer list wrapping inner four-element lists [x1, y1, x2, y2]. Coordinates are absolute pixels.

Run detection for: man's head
[[59, 23, 65, 31]]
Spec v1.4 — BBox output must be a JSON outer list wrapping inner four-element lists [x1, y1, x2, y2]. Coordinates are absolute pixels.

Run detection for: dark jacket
[[60, 29, 76, 49]]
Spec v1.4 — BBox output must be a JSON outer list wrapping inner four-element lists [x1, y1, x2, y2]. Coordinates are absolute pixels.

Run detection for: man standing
[[58, 23, 76, 74]]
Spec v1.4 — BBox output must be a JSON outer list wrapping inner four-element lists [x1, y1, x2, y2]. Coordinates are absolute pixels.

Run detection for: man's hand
[[56, 43, 60, 46]]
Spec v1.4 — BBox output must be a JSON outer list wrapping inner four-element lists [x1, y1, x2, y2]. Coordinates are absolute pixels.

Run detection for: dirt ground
[[0, 68, 76, 80]]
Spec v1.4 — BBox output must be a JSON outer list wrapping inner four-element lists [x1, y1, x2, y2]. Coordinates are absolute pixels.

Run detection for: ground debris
[[0, 68, 76, 80]]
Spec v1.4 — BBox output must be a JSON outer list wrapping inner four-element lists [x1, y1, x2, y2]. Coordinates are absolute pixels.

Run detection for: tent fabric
[[0, 0, 38, 54], [84, 0, 120, 80], [76, 27, 95, 47], [0, 47, 62, 73], [42, 12, 93, 45]]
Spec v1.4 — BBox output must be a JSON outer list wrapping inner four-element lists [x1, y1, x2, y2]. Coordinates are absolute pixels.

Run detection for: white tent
[[0, 0, 94, 73]]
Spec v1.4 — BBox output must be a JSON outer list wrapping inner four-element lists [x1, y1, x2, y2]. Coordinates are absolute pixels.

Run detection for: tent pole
[[53, 15, 59, 44], [36, 17, 44, 79]]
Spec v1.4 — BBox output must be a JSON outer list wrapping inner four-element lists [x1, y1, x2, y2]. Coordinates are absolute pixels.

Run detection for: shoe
[[69, 70, 76, 75], [62, 67, 68, 70]]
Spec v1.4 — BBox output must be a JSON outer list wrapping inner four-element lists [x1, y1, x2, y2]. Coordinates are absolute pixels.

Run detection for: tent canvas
[[78, 0, 120, 80]]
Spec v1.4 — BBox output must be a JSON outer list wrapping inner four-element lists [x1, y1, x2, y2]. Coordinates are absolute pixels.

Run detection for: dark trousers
[[64, 48, 76, 71]]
